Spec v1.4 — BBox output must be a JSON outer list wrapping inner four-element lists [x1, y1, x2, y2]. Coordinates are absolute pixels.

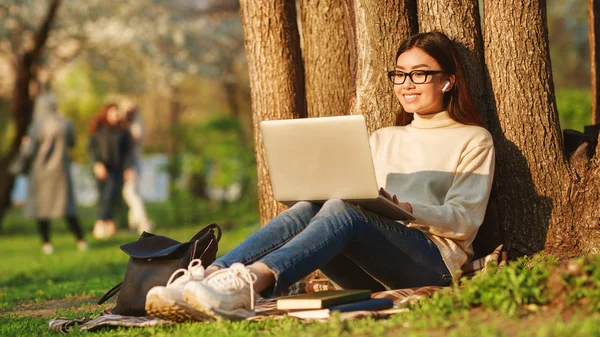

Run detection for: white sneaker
[[93, 222, 117, 240], [92, 222, 106, 239], [145, 259, 213, 322], [42, 243, 54, 255], [182, 263, 257, 320]]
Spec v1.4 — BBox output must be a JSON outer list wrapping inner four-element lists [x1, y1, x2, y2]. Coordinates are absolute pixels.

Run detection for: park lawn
[[2, 203, 600, 336]]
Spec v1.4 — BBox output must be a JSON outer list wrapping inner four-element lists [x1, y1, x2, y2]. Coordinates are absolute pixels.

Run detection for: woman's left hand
[[379, 187, 413, 214]]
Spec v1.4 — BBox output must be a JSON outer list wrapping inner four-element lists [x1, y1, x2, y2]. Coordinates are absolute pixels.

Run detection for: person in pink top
[[146, 31, 495, 322]]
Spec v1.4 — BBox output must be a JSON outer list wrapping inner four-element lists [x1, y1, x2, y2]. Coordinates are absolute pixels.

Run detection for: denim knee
[[289, 201, 317, 212], [319, 199, 356, 217], [262, 201, 319, 231], [321, 199, 346, 209], [281, 201, 320, 220]]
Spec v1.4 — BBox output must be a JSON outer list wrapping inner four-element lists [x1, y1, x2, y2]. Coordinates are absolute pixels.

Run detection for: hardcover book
[[286, 298, 394, 319], [276, 289, 371, 310]]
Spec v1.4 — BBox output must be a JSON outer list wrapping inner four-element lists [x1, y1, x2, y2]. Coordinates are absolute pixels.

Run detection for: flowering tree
[[0, 0, 244, 226]]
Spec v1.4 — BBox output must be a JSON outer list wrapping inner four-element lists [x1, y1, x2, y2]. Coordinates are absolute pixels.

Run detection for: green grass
[[556, 88, 593, 132], [3, 202, 600, 336]]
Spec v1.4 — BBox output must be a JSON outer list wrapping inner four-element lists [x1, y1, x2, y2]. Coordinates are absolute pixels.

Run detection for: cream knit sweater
[[369, 111, 495, 278]]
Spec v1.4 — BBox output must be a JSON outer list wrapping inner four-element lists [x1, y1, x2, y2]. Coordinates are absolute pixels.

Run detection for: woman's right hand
[[93, 162, 108, 180], [379, 187, 413, 214]]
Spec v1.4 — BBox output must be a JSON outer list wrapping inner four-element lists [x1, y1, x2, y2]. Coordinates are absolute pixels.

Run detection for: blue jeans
[[212, 200, 451, 296]]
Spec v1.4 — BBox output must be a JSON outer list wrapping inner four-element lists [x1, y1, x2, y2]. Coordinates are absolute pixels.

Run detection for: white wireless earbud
[[441, 80, 451, 93]]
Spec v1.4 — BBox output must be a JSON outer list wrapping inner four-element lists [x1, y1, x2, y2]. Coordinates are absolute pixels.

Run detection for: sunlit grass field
[[2, 86, 600, 335], [3, 200, 600, 336]]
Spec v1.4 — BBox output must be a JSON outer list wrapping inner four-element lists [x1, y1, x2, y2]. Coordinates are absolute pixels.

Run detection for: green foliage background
[[556, 89, 592, 132], [54, 61, 116, 163]]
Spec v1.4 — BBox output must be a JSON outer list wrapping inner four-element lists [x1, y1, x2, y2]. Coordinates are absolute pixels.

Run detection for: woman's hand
[[93, 162, 108, 180], [379, 187, 413, 214]]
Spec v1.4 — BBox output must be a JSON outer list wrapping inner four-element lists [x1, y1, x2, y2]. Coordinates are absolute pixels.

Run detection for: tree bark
[[483, 0, 578, 257], [300, 0, 351, 117], [590, 0, 600, 125], [240, 0, 306, 225], [0, 0, 61, 228], [352, 0, 418, 132], [342, 0, 358, 105]]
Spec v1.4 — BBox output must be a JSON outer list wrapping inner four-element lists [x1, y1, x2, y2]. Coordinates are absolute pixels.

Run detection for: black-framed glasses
[[387, 70, 445, 85]]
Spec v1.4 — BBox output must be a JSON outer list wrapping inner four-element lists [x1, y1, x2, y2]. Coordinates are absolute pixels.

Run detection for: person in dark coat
[[88, 103, 134, 239], [23, 94, 87, 254]]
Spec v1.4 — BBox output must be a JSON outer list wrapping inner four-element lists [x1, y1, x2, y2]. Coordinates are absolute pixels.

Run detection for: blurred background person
[[23, 94, 87, 254], [120, 100, 153, 234], [88, 103, 134, 239]]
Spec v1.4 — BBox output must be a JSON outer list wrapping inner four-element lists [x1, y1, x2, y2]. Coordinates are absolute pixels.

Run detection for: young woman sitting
[[146, 31, 495, 321]]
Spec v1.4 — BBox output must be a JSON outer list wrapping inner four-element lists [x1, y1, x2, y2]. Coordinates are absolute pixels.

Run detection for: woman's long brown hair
[[394, 31, 483, 127], [88, 103, 126, 134]]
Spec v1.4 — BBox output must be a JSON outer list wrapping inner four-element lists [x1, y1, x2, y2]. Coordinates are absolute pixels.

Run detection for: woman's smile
[[402, 93, 420, 103]]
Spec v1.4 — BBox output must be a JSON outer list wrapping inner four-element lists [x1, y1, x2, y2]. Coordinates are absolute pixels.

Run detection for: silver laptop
[[260, 115, 415, 221]]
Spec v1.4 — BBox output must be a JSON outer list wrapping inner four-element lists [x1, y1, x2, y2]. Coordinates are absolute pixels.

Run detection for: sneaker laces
[[166, 259, 205, 286], [188, 259, 205, 279], [204, 263, 257, 309], [166, 268, 189, 286]]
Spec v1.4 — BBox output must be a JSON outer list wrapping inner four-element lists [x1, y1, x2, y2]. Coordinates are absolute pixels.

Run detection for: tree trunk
[[240, 0, 306, 225], [417, 0, 502, 257], [341, 0, 358, 105], [590, 0, 600, 125], [352, 0, 418, 132], [483, 0, 581, 258], [300, 0, 351, 117], [0, 0, 61, 229]]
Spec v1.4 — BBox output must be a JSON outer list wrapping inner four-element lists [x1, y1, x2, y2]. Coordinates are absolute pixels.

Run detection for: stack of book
[[276, 289, 394, 320]]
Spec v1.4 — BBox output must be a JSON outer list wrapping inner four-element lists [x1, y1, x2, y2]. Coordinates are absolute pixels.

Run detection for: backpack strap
[[97, 282, 123, 305], [190, 223, 222, 243]]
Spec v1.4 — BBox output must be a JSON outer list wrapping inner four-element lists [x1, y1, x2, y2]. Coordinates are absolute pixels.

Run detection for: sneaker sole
[[181, 288, 221, 320], [146, 292, 215, 322]]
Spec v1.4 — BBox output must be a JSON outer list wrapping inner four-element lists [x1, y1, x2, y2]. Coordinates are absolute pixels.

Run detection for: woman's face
[[106, 107, 120, 125], [393, 47, 453, 115]]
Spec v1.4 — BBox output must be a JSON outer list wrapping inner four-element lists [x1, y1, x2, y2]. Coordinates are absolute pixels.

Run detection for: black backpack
[[97, 223, 222, 316]]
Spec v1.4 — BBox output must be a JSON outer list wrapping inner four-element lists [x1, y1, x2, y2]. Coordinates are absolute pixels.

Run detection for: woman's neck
[[410, 111, 456, 129]]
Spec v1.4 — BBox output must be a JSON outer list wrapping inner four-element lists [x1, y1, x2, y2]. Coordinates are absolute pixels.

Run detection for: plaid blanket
[[49, 245, 506, 331]]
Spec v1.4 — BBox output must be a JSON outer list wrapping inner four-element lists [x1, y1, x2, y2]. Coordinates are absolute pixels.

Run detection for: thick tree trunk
[[483, 0, 578, 257], [352, 0, 418, 132], [240, 0, 306, 225], [300, 0, 351, 117], [342, 0, 357, 100], [590, 0, 600, 124], [0, 0, 61, 229]]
